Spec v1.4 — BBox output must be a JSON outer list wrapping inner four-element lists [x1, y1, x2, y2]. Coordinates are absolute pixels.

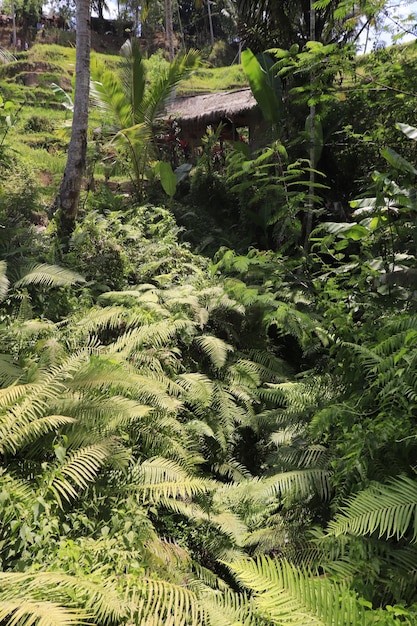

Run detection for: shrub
[[207, 40, 236, 67], [0, 158, 39, 221], [23, 115, 54, 133]]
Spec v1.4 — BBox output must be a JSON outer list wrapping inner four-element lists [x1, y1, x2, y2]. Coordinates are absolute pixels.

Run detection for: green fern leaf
[[14, 264, 85, 288], [0, 571, 125, 624], [45, 440, 120, 505], [0, 600, 85, 626], [328, 476, 417, 541], [0, 260, 9, 302], [261, 469, 331, 501], [194, 335, 234, 369], [228, 556, 367, 625]]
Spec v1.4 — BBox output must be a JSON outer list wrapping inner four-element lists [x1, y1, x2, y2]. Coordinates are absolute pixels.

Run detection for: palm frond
[[119, 38, 146, 125], [141, 49, 201, 125], [90, 61, 132, 129]]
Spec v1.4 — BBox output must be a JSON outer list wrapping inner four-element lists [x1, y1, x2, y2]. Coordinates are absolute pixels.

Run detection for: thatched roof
[[164, 88, 258, 125]]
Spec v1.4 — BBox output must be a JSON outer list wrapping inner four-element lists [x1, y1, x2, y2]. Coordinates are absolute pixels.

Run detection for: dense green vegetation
[[2, 25, 417, 626]]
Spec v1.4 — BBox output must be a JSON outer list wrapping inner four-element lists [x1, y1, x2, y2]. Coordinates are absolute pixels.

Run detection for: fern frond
[[0, 260, 9, 301], [132, 576, 203, 626], [176, 372, 214, 410], [112, 318, 193, 354], [0, 353, 24, 386], [327, 475, 417, 541], [44, 440, 120, 505], [0, 600, 85, 626], [227, 359, 262, 389], [261, 468, 331, 501], [194, 335, 234, 369], [243, 519, 288, 555], [144, 536, 192, 570], [131, 457, 214, 502], [69, 306, 150, 339], [0, 571, 126, 624], [245, 349, 292, 382], [1, 414, 76, 455], [211, 458, 253, 482], [228, 556, 367, 625], [200, 588, 260, 626], [14, 264, 85, 288]]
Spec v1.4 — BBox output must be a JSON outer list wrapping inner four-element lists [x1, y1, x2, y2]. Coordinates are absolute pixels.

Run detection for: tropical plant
[[91, 39, 200, 196], [235, 0, 406, 52]]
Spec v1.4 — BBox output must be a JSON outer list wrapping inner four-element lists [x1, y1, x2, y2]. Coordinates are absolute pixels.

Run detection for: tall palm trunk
[[56, 0, 91, 248], [165, 0, 174, 61]]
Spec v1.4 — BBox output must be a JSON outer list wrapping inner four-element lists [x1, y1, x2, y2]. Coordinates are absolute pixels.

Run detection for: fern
[[130, 457, 214, 501], [0, 600, 84, 626], [0, 260, 9, 302], [43, 440, 124, 505], [228, 556, 367, 625], [13, 264, 85, 288], [261, 468, 331, 501], [194, 335, 234, 369], [328, 475, 417, 541], [131, 577, 203, 626], [0, 571, 126, 624]]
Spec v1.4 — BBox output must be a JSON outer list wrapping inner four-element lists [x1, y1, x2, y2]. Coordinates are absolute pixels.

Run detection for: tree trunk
[[206, 0, 214, 47], [303, 0, 315, 254], [165, 0, 174, 61], [56, 0, 91, 248]]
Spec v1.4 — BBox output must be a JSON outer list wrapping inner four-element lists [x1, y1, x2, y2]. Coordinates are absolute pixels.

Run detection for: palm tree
[[55, 0, 91, 247], [235, 0, 388, 52], [91, 39, 200, 196], [165, 0, 175, 60]]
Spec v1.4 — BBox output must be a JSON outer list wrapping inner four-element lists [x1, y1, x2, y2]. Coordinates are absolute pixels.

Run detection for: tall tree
[[235, 0, 401, 52], [165, 0, 175, 60], [55, 0, 91, 248]]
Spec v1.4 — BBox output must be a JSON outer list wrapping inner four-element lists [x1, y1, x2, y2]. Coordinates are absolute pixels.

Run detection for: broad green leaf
[[156, 161, 177, 198], [241, 49, 283, 125], [381, 147, 417, 176], [323, 222, 369, 240]]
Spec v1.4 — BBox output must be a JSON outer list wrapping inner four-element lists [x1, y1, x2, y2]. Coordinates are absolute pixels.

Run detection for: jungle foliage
[[1, 25, 417, 626]]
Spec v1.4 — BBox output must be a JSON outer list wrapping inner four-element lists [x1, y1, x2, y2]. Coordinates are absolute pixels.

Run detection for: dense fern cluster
[[4, 37, 417, 625]]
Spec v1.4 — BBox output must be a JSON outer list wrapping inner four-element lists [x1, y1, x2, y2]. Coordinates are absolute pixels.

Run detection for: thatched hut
[[163, 88, 267, 155]]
